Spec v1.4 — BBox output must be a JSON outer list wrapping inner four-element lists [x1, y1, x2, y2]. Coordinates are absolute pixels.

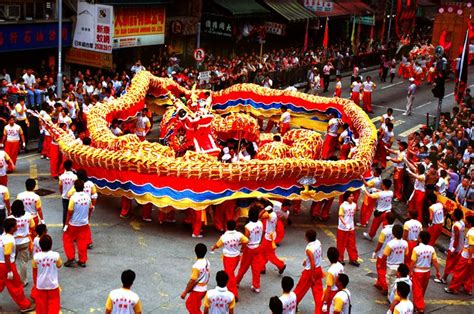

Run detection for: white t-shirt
[[449, 221, 465, 252], [33, 250, 61, 290], [376, 190, 393, 212], [394, 299, 414, 314], [107, 288, 141, 314], [68, 192, 91, 226], [217, 230, 247, 257], [204, 287, 235, 314], [377, 224, 394, 258], [59, 171, 78, 199], [363, 81, 375, 92], [304, 240, 322, 269], [4, 124, 21, 142], [327, 262, 344, 291], [0, 185, 8, 209], [135, 116, 150, 137], [191, 258, 210, 292], [330, 289, 351, 314], [16, 191, 41, 217], [10, 212, 32, 245], [338, 201, 356, 231], [245, 221, 263, 249], [412, 243, 436, 272], [264, 211, 278, 241], [0, 151, 8, 176], [403, 219, 422, 241], [281, 111, 291, 124], [0, 233, 15, 263], [327, 118, 340, 136], [279, 292, 297, 314], [429, 203, 444, 225], [385, 239, 408, 268]]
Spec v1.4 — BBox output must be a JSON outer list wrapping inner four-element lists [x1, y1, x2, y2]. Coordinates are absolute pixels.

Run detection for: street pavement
[[1, 68, 474, 313]]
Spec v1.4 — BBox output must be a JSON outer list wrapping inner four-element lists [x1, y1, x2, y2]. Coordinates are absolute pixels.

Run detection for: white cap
[[409, 77, 415, 82], [264, 205, 273, 211]]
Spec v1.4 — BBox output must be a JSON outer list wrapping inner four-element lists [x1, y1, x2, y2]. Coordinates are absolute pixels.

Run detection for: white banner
[[73, 1, 113, 54], [304, 0, 334, 12]]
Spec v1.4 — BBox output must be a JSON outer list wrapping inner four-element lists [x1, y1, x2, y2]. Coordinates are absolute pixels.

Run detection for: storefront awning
[[338, 1, 373, 16], [214, 0, 270, 17], [263, 0, 316, 22]]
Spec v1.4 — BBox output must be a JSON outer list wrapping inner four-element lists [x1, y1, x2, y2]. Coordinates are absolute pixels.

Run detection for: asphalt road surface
[[1, 68, 473, 313]]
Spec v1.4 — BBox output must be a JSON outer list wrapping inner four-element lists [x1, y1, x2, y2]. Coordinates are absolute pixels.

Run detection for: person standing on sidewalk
[[322, 62, 333, 93], [235, 206, 264, 294], [211, 220, 248, 299], [105, 270, 142, 314], [293, 229, 324, 314], [363, 179, 394, 241], [181, 243, 210, 314], [409, 230, 441, 313], [336, 191, 360, 267], [404, 78, 416, 116], [2, 115, 25, 166]]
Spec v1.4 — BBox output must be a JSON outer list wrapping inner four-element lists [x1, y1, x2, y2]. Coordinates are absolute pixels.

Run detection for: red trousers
[[362, 92, 372, 112], [323, 290, 338, 314], [427, 224, 443, 246], [192, 210, 204, 236], [294, 267, 323, 314], [213, 201, 235, 231], [223, 255, 240, 298], [359, 196, 376, 226], [275, 220, 285, 244], [293, 200, 302, 215], [408, 190, 425, 222], [368, 211, 388, 238], [334, 88, 341, 98], [448, 256, 473, 293], [236, 247, 263, 289], [393, 168, 404, 201], [375, 256, 388, 291], [42, 135, 51, 158], [142, 203, 153, 220], [157, 209, 175, 223], [62, 225, 91, 263], [412, 271, 430, 311], [322, 134, 338, 160], [261, 238, 285, 271], [443, 251, 460, 278], [4, 141, 20, 166], [405, 240, 418, 266], [310, 198, 334, 219], [49, 144, 63, 178], [280, 123, 290, 136], [120, 197, 132, 216], [185, 290, 206, 314], [337, 229, 358, 262], [351, 92, 360, 106], [0, 263, 31, 310], [36, 287, 60, 314], [264, 119, 275, 133], [0, 175, 7, 186]]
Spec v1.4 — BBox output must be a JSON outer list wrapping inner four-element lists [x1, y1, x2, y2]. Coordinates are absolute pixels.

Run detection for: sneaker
[[349, 260, 360, 267], [363, 232, 372, 241], [20, 305, 35, 313], [23, 282, 29, 287], [355, 223, 367, 227], [46, 157, 50, 160], [142, 218, 152, 222], [40, 155, 45, 159], [444, 287, 458, 294], [87, 243, 94, 249], [192, 234, 203, 238], [339, 260, 346, 266], [393, 198, 400, 202], [402, 112, 408, 116], [434, 278, 446, 284], [77, 262, 87, 268], [64, 259, 76, 267], [119, 214, 129, 219], [260, 269, 266, 275], [278, 264, 286, 275], [251, 285, 261, 293]]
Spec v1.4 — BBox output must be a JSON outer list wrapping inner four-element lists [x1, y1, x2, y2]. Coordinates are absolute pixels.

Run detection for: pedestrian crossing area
[[370, 115, 425, 139]]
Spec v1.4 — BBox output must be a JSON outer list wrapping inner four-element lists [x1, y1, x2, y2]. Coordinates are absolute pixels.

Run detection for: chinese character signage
[[65, 48, 113, 69], [351, 16, 375, 26], [304, 0, 334, 12], [0, 22, 72, 52], [265, 22, 286, 36], [202, 15, 233, 37], [73, 2, 113, 54], [113, 7, 165, 48]]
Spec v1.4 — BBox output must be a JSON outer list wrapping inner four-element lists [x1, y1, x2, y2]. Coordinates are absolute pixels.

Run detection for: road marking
[[319, 224, 336, 241], [29, 161, 39, 190], [372, 105, 405, 112], [130, 218, 142, 231], [393, 120, 405, 127], [9, 172, 51, 177], [417, 101, 432, 109], [46, 223, 111, 228], [371, 116, 382, 123], [375, 299, 474, 306], [398, 124, 424, 137], [17, 153, 41, 161], [380, 81, 404, 90]]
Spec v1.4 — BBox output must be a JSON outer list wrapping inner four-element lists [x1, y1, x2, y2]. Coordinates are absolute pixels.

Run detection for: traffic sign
[[193, 48, 206, 62]]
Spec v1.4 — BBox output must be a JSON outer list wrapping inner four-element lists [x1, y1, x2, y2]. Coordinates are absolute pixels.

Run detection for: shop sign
[[265, 22, 286, 36], [73, 2, 113, 53], [351, 16, 375, 26], [202, 15, 233, 37], [303, 0, 333, 12], [0, 22, 72, 52], [65, 48, 113, 69], [113, 7, 166, 48]]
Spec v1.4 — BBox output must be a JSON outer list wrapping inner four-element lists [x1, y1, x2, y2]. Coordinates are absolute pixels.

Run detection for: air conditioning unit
[[6, 5, 21, 20]]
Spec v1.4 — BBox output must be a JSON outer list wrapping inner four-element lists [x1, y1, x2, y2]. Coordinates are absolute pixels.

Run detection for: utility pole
[[57, 0, 63, 98], [386, 0, 394, 44], [196, 22, 201, 69]]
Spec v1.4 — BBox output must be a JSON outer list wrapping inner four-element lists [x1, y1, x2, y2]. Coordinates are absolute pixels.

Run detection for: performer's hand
[[7, 271, 13, 280], [180, 292, 186, 300], [0, 143, 3, 148], [22, 143, 25, 149], [371, 252, 377, 259], [40, 219, 45, 225], [63, 225, 68, 232], [448, 247, 455, 253]]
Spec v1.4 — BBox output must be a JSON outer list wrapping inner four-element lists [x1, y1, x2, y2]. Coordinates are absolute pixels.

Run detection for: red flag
[[323, 17, 329, 48], [454, 27, 469, 104], [438, 30, 452, 51]]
